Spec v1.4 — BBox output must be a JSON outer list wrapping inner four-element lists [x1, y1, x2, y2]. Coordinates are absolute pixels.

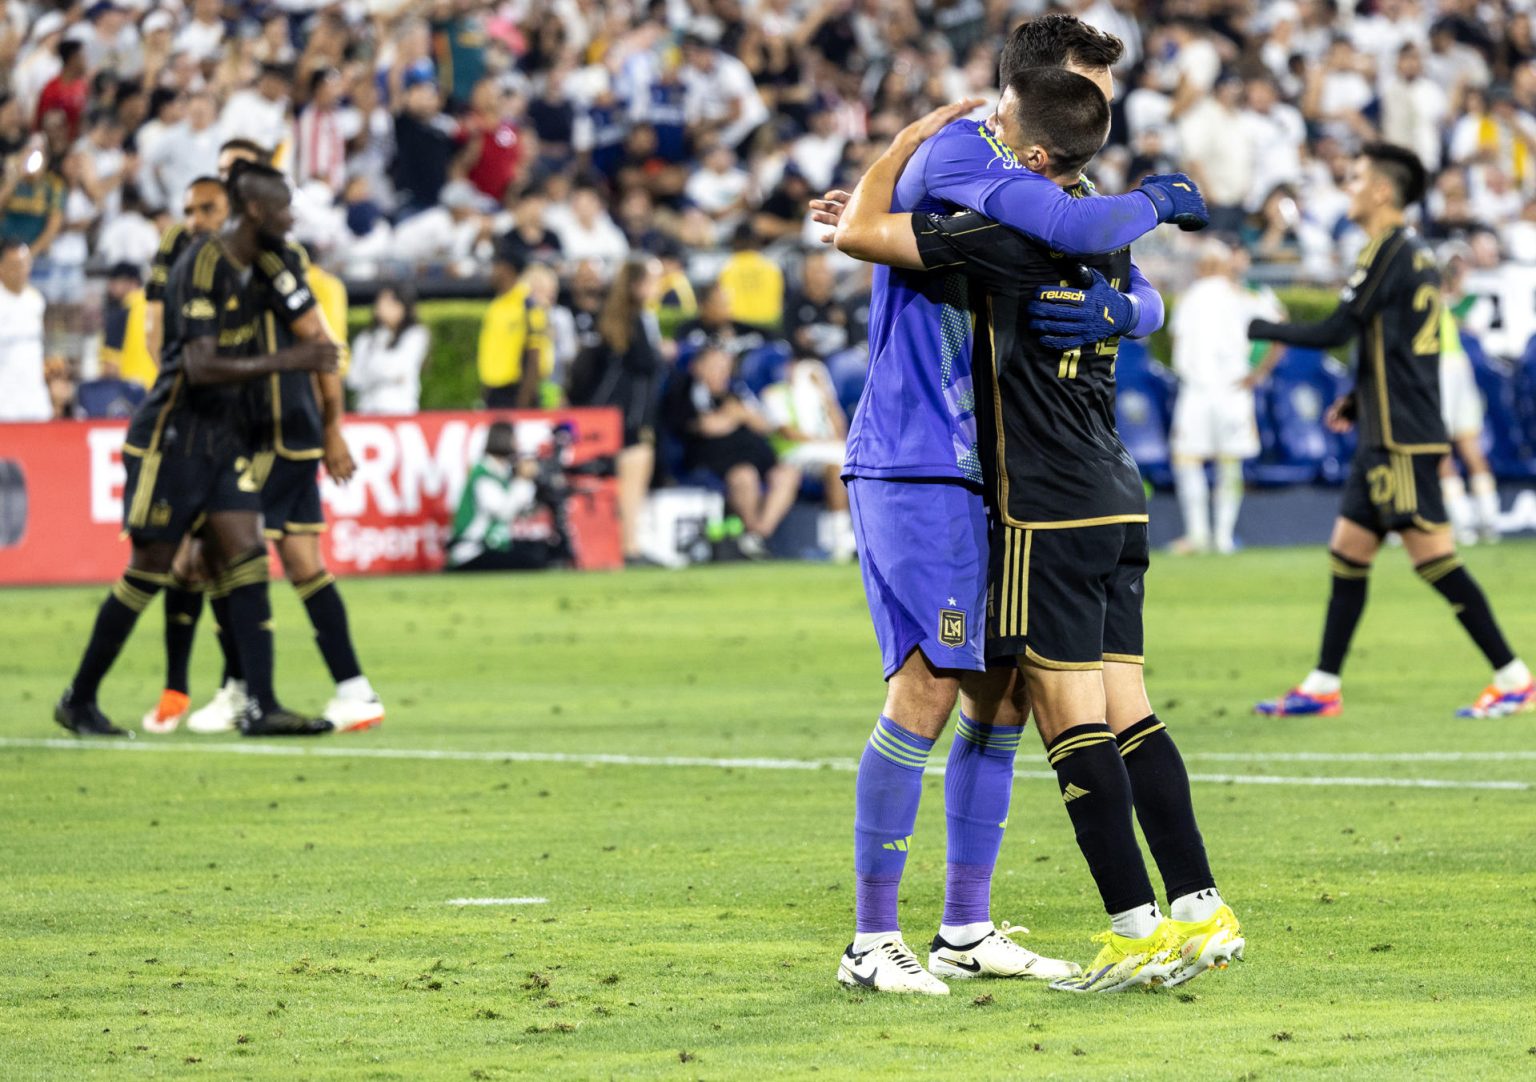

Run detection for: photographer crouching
[[445, 420, 574, 572]]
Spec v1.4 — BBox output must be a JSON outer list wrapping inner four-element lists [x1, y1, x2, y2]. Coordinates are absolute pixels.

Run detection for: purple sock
[[854, 716, 935, 934], [942, 713, 1023, 928]]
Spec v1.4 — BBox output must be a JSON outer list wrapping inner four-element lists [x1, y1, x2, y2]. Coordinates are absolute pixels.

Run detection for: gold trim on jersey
[[1369, 316, 1451, 454], [1024, 646, 1103, 671], [1003, 513, 1150, 530], [1391, 451, 1417, 514], [1103, 652, 1144, 665], [263, 312, 326, 462], [1411, 514, 1451, 533], [192, 240, 221, 291]]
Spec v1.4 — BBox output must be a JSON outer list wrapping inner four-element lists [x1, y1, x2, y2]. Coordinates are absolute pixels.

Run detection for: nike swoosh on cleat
[[847, 967, 877, 988], [941, 957, 982, 973]]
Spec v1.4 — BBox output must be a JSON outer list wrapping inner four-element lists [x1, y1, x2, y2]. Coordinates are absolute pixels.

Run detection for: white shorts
[[1440, 356, 1483, 439], [1170, 386, 1260, 460], [778, 440, 845, 470]]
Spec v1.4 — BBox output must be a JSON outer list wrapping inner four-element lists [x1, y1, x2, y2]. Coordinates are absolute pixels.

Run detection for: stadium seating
[[1115, 339, 1177, 488], [1251, 348, 1354, 486], [1477, 333, 1536, 479]]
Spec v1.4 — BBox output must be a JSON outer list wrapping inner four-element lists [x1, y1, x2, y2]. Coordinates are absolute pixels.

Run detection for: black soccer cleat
[[54, 688, 132, 738], [239, 702, 334, 737]]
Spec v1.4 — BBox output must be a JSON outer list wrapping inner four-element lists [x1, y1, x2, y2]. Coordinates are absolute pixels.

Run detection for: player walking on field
[[1249, 143, 1534, 720], [835, 68, 1241, 993], [55, 163, 337, 738], [814, 13, 1212, 996]]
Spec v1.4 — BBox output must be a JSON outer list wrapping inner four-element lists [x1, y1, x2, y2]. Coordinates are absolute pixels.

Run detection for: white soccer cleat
[[322, 694, 385, 733], [837, 934, 950, 995], [928, 921, 1083, 981], [186, 680, 246, 734]]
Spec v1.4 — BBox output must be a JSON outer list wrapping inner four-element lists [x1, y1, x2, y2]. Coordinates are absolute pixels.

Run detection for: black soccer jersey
[[1339, 226, 1448, 453], [145, 222, 191, 303], [913, 209, 1145, 528], [249, 240, 322, 458], [125, 235, 266, 458]]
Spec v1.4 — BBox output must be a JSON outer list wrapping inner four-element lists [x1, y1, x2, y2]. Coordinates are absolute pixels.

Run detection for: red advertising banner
[[0, 409, 623, 586]]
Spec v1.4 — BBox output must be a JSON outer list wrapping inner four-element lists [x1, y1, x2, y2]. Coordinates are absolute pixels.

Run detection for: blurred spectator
[[392, 73, 458, 219], [760, 357, 855, 562], [717, 224, 783, 329], [462, 78, 523, 204], [0, 139, 63, 263], [97, 260, 153, 389], [678, 280, 765, 357], [791, 107, 847, 192], [754, 162, 813, 242], [499, 188, 563, 271], [0, 239, 50, 421], [293, 68, 348, 192], [1242, 77, 1305, 209], [479, 258, 557, 408], [393, 179, 496, 271], [1178, 75, 1251, 233], [785, 250, 854, 360], [1380, 44, 1447, 173], [681, 30, 771, 151], [37, 40, 89, 138], [349, 282, 429, 415], [140, 91, 220, 214], [567, 258, 666, 564], [221, 63, 291, 154], [547, 182, 628, 270], [682, 143, 752, 245], [175, 0, 227, 63], [14, 16, 66, 122], [663, 343, 800, 559]]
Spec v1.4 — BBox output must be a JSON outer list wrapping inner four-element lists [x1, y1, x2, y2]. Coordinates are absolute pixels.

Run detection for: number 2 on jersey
[[1412, 284, 1441, 356]]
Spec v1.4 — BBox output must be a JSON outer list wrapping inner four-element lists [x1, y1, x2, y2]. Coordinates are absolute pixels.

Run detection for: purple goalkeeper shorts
[[848, 477, 988, 679]]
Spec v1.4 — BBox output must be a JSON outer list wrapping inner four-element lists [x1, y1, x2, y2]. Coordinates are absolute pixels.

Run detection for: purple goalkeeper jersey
[[842, 118, 1162, 485]]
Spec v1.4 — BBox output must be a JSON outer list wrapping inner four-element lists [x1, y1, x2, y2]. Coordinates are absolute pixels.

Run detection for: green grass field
[[3, 545, 1535, 1080]]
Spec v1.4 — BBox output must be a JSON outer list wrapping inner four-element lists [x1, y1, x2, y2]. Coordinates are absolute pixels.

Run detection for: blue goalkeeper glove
[[1028, 269, 1135, 350], [1136, 173, 1209, 231]]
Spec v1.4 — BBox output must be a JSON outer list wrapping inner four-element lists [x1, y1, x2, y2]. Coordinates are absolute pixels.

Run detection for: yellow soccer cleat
[[1162, 904, 1245, 988], [1047, 922, 1180, 993]]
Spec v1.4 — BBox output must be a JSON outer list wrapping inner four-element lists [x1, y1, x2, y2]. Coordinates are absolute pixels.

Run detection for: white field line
[[0, 737, 1528, 791], [446, 897, 547, 907]]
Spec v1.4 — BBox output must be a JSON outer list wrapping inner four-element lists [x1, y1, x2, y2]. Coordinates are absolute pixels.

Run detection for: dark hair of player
[[1006, 67, 1111, 178], [187, 175, 224, 191], [225, 159, 287, 216], [0, 237, 28, 258], [999, 13, 1124, 85], [1359, 142, 1428, 208], [219, 137, 273, 165]]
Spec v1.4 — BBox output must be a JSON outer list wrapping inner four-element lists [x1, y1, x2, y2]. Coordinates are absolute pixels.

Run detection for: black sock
[[218, 550, 277, 712], [162, 583, 204, 694], [1117, 715, 1216, 904], [1046, 723, 1156, 915], [71, 569, 170, 703], [206, 593, 244, 684], [1416, 556, 1516, 669], [296, 573, 363, 684], [1317, 550, 1371, 675]]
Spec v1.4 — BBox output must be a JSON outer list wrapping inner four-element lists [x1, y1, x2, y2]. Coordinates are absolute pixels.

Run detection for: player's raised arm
[[923, 119, 1207, 254], [830, 99, 984, 270]]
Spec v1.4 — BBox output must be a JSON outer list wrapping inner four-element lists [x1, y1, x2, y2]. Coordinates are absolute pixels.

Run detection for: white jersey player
[[1169, 240, 1284, 554], [1437, 249, 1501, 544], [760, 357, 855, 561]]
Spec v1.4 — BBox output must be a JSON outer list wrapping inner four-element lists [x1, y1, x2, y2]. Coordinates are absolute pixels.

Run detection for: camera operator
[[445, 420, 572, 572]]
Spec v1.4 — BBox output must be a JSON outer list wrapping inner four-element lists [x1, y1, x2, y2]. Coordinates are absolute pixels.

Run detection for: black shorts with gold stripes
[[1339, 448, 1449, 536], [121, 450, 262, 543], [259, 455, 325, 540], [986, 520, 1148, 670]]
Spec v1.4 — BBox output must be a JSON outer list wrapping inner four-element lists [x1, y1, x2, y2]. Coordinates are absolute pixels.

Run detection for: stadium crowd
[[4, 0, 1536, 553]]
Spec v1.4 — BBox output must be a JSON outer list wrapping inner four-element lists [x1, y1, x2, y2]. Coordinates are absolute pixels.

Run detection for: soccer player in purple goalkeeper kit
[[812, 14, 1211, 995]]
